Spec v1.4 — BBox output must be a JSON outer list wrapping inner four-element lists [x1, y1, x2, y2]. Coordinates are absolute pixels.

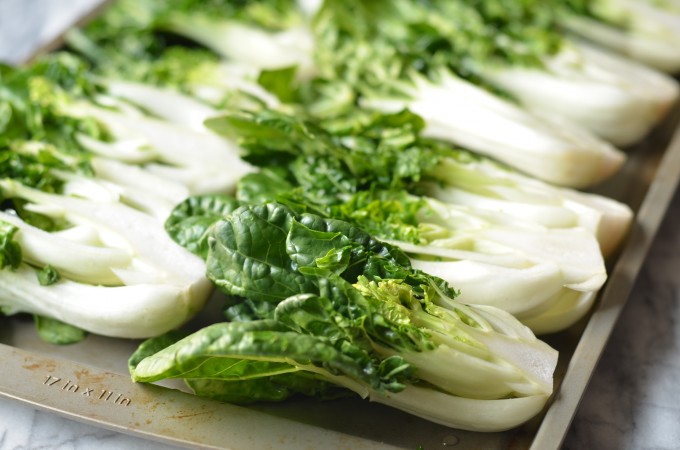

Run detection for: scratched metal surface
[[0, 342, 407, 450], [1, 2, 680, 450], [0, 308, 523, 450]]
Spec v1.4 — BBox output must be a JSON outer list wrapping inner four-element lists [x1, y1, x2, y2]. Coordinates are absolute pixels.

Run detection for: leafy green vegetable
[[208, 107, 629, 247], [37, 264, 61, 286], [311, 0, 677, 148], [132, 318, 415, 395], [131, 201, 558, 431], [0, 221, 22, 270], [69, 0, 313, 87], [165, 194, 241, 259], [34, 315, 88, 345], [0, 179, 212, 338], [0, 52, 238, 339], [206, 108, 439, 194], [0, 53, 104, 152], [207, 202, 318, 305], [204, 107, 629, 333], [312, 0, 563, 87], [72, 0, 656, 186]]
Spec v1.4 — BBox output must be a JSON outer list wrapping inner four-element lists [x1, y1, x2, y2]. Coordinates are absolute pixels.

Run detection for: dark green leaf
[[208, 203, 317, 303], [235, 168, 293, 205], [165, 194, 240, 259], [34, 315, 88, 345], [132, 320, 399, 392], [257, 66, 299, 103]]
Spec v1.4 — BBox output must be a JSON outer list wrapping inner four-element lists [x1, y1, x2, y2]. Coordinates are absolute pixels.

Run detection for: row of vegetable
[[1, 0, 679, 432]]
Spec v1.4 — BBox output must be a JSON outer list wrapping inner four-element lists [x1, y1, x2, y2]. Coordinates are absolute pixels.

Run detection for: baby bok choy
[[387, 0, 679, 147], [204, 107, 632, 333], [0, 179, 211, 339], [67, 0, 317, 83], [324, 190, 607, 335], [65, 5, 286, 112], [560, 0, 680, 74], [309, 0, 627, 185], [84, 0, 626, 188], [130, 201, 558, 432], [0, 53, 256, 339]]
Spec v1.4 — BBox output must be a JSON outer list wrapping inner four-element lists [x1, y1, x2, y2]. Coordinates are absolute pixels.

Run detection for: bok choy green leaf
[[203, 107, 631, 333], [131, 202, 558, 431]]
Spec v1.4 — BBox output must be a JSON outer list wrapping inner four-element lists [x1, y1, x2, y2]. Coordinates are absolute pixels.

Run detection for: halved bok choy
[[383, 0, 679, 146], [130, 201, 559, 431], [78, 0, 628, 188], [0, 53, 251, 340], [205, 107, 632, 333], [561, 0, 680, 74]]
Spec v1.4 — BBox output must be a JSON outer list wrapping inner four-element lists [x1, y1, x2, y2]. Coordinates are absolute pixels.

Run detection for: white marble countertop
[[2, 2, 680, 449]]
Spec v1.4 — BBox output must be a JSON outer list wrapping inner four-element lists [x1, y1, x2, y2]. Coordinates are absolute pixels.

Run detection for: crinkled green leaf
[[132, 319, 404, 393], [165, 194, 240, 259], [208, 108, 443, 202], [235, 168, 293, 205], [208, 203, 317, 303]]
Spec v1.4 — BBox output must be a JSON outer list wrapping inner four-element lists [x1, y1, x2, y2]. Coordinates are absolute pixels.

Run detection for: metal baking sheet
[[2, 3, 680, 449]]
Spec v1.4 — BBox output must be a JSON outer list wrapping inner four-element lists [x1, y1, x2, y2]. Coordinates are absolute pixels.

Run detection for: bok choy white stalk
[[66, 79, 253, 199], [476, 39, 679, 146], [389, 199, 607, 334], [382, 0, 679, 147], [364, 69, 625, 188], [413, 155, 631, 333], [0, 180, 211, 338]]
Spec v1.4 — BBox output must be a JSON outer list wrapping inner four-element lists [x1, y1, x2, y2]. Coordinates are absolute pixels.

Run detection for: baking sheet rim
[[531, 122, 680, 450]]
